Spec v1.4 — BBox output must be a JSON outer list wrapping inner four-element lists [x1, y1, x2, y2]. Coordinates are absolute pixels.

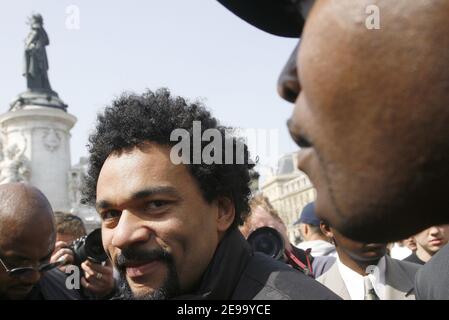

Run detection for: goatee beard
[[115, 247, 180, 300]]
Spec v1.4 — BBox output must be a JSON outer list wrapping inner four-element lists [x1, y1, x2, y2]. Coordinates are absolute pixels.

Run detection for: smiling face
[[278, 0, 449, 242], [96, 143, 234, 299]]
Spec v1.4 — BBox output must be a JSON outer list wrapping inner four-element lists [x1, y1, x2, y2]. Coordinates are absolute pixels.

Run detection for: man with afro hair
[[85, 88, 338, 300]]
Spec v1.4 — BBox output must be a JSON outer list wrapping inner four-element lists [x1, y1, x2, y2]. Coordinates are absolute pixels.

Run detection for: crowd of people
[[1, 0, 449, 300]]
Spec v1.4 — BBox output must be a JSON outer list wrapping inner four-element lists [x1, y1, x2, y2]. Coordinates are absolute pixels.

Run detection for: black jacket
[[176, 228, 340, 300], [26, 269, 82, 300], [415, 243, 449, 299], [403, 252, 425, 265]]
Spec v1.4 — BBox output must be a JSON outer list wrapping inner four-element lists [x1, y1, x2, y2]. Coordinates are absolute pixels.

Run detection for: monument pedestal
[[0, 106, 77, 211], [10, 90, 68, 112]]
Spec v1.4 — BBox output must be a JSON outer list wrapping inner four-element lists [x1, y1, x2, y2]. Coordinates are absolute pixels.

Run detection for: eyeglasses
[[0, 254, 66, 278]]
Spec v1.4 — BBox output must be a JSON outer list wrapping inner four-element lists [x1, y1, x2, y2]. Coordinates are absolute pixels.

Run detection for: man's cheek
[[102, 232, 114, 261], [105, 247, 117, 267]]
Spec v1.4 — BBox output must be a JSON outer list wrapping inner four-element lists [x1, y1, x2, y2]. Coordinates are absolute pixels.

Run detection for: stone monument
[[0, 13, 77, 212]]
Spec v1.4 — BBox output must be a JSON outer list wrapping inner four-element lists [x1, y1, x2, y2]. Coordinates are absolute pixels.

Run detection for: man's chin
[[348, 248, 385, 264], [120, 280, 173, 300], [119, 272, 166, 300], [129, 286, 159, 300], [118, 266, 180, 300], [355, 252, 385, 264], [127, 278, 166, 299]]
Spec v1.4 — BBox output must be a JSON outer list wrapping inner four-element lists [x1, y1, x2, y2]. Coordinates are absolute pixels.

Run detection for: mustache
[[115, 246, 174, 270]]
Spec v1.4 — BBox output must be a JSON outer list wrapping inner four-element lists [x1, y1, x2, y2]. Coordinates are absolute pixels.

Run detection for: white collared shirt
[[337, 256, 386, 300]]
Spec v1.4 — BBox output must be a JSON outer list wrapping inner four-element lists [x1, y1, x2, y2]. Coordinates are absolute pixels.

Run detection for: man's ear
[[303, 224, 309, 237], [215, 197, 235, 233], [320, 221, 333, 239]]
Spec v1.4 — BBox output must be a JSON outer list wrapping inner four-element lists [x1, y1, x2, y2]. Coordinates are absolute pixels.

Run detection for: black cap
[[217, 0, 309, 38]]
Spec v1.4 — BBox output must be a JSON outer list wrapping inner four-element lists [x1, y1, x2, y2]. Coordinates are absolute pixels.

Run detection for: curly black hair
[[85, 88, 255, 227]]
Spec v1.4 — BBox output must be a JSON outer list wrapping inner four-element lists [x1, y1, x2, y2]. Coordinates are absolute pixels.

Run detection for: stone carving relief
[[0, 135, 31, 184], [42, 127, 61, 152]]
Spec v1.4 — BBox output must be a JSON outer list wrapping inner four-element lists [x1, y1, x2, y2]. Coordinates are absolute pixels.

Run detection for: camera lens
[[70, 228, 108, 265], [247, 226, 285, 261], [84, 228, 108, 263]]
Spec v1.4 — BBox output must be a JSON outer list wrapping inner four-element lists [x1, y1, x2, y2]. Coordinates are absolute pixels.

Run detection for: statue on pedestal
[[10, 13, 67, 112], [23, 14, 53, 93]]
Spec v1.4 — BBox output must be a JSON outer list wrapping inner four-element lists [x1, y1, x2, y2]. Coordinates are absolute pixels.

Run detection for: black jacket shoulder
[[232, 252, 341, 300], [415, 244, 449, 299]]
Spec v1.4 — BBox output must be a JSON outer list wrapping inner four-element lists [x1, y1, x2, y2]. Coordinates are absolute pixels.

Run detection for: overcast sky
[[0, 0, 299, 177]]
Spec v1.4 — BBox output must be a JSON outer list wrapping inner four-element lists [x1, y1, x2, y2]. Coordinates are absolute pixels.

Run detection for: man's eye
[[146, 200, 169, 210], [101, 210, 121, 221]]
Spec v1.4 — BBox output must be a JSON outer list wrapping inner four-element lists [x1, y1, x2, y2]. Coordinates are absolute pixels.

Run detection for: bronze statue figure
[[23, 14, 53, 93], [10, 13, 67, 112]]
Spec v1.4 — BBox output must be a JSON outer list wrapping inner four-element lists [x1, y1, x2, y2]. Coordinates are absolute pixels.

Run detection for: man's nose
[[278, 42, 301, 103], [111, 210, 151, 249], [428, 226, 440, 236]]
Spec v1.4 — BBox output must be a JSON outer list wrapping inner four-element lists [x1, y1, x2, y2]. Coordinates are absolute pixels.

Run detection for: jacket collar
[[175, 227, 252, 300], [318, 262, 351, 300]]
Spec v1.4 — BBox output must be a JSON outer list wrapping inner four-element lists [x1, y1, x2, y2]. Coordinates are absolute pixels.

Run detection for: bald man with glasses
[[0, 183, 80, 300]]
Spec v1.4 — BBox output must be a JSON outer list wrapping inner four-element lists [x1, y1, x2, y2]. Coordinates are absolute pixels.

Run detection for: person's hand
[[50, 241, 74, 272], [81, 260, 115, 298]]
